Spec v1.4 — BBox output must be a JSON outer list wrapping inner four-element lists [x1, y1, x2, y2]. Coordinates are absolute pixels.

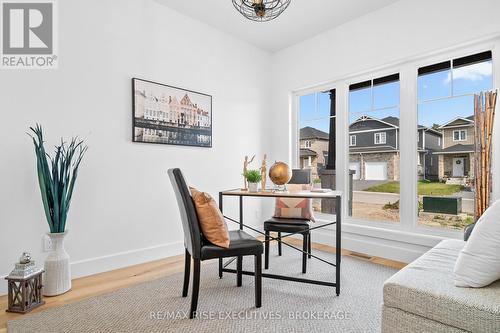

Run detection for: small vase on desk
[[248, 182, 259, 193], [43, 231, 71, 296]]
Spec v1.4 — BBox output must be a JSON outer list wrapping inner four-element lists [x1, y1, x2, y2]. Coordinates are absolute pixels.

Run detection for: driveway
[[352, 180, 387, 191]]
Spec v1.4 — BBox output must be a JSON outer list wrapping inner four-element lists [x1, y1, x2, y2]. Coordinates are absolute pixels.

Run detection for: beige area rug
[[8, 247, 397, 333]]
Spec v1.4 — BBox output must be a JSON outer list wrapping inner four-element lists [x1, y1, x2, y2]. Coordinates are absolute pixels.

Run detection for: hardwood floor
[[0, 239, 406, 331]]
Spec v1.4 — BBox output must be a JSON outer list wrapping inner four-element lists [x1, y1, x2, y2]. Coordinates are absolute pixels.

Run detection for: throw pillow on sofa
[[454, 199, 500, 287]]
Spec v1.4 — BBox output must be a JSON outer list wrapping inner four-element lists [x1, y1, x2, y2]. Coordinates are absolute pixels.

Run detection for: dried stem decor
[[474, 91, 497, 221]]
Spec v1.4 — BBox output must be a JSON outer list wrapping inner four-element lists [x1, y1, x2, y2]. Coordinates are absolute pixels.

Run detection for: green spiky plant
[[29, 124, 87, 233], [245, 169, 262, 183]]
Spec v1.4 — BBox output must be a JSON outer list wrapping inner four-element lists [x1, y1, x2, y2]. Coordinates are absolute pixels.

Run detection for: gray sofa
[[382, 239, 500, 332]]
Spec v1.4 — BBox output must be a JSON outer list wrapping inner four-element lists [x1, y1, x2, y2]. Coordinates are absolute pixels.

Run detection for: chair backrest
[[289, 169, 311, 185], [168, 168, 202, 258]]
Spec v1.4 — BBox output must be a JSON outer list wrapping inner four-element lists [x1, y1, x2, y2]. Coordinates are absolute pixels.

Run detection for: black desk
[[219, 189, 342, 295]]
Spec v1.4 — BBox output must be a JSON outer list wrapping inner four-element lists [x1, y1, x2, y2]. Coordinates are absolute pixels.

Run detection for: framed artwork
[[132, 78, 212, 147]]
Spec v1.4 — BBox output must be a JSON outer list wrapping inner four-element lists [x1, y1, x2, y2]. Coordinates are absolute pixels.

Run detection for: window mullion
[[399, 66, 418, 231]]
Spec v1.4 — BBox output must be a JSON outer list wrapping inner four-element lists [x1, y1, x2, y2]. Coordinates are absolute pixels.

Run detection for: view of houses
[[300, 114, 475, 229], [300, 114, 475, 185]]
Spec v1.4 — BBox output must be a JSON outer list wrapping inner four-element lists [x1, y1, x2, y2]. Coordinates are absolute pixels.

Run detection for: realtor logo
[[1, 0, 58, 69]]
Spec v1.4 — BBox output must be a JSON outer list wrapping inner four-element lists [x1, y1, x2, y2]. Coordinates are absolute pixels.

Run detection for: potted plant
[[29, 125, 87, 296], [245, 169, 262, 192]]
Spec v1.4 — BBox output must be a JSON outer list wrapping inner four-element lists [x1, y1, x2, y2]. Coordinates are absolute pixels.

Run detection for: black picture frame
[[132, 78, 213, 148]]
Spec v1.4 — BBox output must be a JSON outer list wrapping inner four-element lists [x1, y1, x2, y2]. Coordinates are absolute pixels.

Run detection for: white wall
[[268, 0, 500, 261], [0, 0, 271, 294]]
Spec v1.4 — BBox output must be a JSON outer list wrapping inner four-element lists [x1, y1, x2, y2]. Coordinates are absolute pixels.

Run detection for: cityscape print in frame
[[132, 78, 212, 147]]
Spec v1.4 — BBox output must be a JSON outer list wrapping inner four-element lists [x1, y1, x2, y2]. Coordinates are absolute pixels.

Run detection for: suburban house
[[299, 126, 329, 177], [418, 126, 443, 181], [348, 115, 442, 181], [434, 116, 475, 184]]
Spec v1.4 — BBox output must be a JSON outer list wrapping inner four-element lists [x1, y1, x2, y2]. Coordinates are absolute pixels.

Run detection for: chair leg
[[254, 254, 262, 308], [308, 233, 312, 259], [277, 232, 282, 256], [264, 230, 270, 269], [237, 256, 243, 287], [189, 259, 200, 319], [182, 249, 191, 297], [218, 258, 223, 279], [302, 233, 307, 274]]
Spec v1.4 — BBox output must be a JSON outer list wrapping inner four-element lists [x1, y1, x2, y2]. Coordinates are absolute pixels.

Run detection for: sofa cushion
[[382, 305, 468, 333], [383, 239, 500, 332]]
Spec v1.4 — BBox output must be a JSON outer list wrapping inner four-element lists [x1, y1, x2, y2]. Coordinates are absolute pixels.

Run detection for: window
[[348, 73, 400, 223], [349, 135, 356, 146], [298, 90, 335, 213], [453, 130, 467, 141], [374, 132, 386, 144], [417, 50, 492, 230], [294, 42, 496, 238]]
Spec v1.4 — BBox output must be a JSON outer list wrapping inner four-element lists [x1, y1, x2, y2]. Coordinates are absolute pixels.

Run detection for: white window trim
[[374, 132, 386, 144], [349, 135, 356, 146], [304, 140, 312, 148], [452, 129, 467, 141], [291, 36, 500, 242]]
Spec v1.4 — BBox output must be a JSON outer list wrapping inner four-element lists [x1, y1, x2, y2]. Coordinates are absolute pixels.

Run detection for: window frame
[[304, 140, 312, 148], [452, 129, 467, 141], [291, 37, 499, 241], [349, 135, 356, 146], [374, 132, 387, 144]]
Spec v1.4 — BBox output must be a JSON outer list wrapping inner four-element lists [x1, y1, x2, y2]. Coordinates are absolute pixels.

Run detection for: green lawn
[[364, 180, 464, 195]]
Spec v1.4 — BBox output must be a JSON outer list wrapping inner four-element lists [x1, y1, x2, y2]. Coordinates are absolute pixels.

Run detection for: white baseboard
[[0, 241, 184, 296], [70, 241, 184, 279], [311, 229, 432, 263]]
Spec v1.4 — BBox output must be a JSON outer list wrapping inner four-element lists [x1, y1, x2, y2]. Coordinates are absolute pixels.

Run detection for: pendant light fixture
[[232, 0, 291, 22]]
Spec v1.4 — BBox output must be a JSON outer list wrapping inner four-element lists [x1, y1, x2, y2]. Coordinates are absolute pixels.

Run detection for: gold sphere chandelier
[[232, 0, 291, 22]]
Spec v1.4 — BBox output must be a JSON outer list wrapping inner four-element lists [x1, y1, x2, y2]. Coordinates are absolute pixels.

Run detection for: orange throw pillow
[[190, 187, 230, 248]]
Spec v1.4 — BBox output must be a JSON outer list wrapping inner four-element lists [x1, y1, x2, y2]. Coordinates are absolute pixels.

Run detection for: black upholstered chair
[[264, 169, 312, 274], [168, 168, 263, 319]]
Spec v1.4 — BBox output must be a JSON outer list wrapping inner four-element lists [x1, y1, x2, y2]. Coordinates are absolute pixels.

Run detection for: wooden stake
[[474, 90, 497, 221]]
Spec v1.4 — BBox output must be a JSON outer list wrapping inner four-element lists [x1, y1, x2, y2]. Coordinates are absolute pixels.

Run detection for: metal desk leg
[[219, 192, 223, 279], [237, 196, 243, 284], [335, 196, 341, 296], [239, 196, 243, 230]]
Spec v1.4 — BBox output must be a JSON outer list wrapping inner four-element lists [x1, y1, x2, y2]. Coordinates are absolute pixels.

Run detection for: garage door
[[365, 162, 387, 180], [349, 162, 360, 180]]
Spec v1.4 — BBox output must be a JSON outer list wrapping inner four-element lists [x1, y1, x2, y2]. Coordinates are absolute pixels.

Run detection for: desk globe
[[269, 161, 292, 191]]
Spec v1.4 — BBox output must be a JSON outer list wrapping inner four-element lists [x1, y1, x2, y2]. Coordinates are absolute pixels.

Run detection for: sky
[[300, 60, 493, 133]]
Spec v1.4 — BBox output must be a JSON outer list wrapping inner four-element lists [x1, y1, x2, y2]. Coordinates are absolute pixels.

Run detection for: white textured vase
[[43, 231, 71, 296], [248, 182, 259, 192]]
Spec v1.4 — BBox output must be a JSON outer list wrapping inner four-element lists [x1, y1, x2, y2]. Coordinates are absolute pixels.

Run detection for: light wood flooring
[[0, 238, 406, 332]]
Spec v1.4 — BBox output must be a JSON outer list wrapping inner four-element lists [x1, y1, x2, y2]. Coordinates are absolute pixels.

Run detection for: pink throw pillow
[[273, 183, 315, 222]]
